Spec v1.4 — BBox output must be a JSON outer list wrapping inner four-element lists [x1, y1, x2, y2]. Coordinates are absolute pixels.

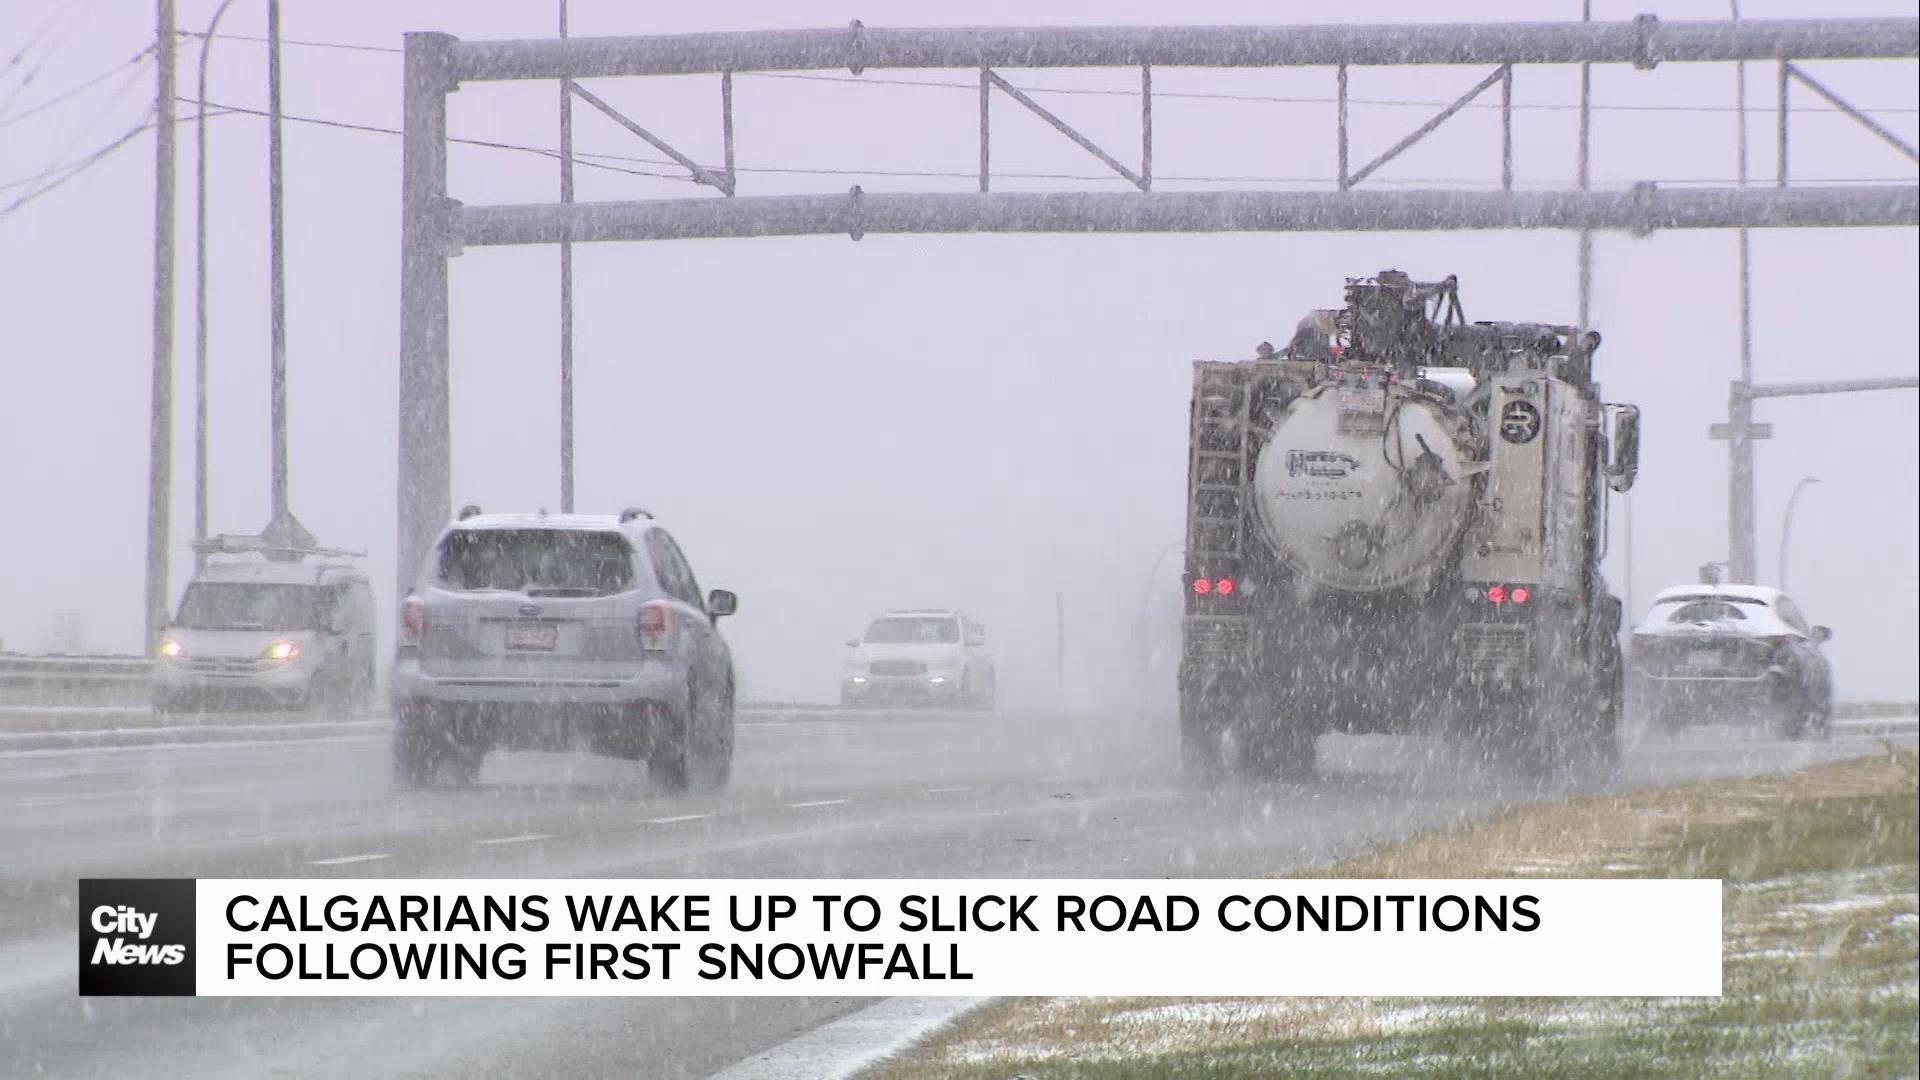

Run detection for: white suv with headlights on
[[154, 554, 378, 713], [841, 610, 995, 710], [389, 507, 738, 792]]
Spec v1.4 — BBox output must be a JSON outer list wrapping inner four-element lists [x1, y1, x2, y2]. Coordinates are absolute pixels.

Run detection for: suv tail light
[[637, 602, 671, 652], [401, 597, 429, 645]]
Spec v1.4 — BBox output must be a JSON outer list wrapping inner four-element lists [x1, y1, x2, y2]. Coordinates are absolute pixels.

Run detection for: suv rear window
[[864, 617, 960, 644], [437, 529, 634, 597]]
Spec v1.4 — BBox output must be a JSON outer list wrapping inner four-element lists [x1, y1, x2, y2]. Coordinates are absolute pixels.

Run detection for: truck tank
[[1250, 372, 1480, 593]]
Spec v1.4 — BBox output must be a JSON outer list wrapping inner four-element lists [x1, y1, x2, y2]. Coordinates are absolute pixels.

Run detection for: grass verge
[[864, 747, 1919, 1079]]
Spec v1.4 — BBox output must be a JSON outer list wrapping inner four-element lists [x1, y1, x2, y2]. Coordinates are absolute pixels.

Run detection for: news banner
[[79, 878, 1721, 997]]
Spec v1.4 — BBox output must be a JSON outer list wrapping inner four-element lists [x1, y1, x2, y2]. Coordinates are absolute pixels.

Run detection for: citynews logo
[[79, 879, 197, 996]]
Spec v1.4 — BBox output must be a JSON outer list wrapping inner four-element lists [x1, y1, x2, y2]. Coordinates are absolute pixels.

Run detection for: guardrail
[[3, 654, 1914, 719], [0, 654, 154, 705]]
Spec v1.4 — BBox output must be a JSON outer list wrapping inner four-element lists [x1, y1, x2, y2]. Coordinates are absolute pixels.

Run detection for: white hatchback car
[[841, 610, 995, 710], [154, 557, 378, 712]]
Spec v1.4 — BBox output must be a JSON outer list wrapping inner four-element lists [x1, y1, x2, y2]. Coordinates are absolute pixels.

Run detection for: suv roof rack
[[619, 507, 653, 523]]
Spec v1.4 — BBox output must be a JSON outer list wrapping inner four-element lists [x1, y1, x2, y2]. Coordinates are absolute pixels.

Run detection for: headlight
[[847, 675, 867, 684], [158, 638, 183, 658], [927, 675, 950, 685], [264, 640, 301, 662]]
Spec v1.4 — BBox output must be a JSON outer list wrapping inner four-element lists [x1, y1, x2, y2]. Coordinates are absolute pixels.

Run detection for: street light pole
[[192, 0, 239, 571], [1778, 476, 1820, 593]]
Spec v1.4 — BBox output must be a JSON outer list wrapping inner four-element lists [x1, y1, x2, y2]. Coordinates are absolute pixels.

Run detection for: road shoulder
[[860, 744, 1920, 1079]]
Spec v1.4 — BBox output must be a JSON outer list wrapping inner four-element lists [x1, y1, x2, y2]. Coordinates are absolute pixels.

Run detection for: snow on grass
[[862, 751, 1919, 1080]]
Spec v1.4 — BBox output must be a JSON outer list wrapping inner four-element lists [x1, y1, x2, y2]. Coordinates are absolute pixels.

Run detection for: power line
[[0, 46, 156, 130], [0, 108, 155, 219], [176, 96, 692, 181], [0, 0, 108, 111], [177, 29, 398, 55], [0, 106, 240, 195]]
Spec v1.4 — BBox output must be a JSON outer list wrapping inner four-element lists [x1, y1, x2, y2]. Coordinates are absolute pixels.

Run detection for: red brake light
[[1193, 578, 1213, 595], [1217, 577, 1237, 596], [1486, 585, 1508, 606], [637, 602, 671, 651], [401, 597, 428, 644], [1511, 586, 1531, 605]]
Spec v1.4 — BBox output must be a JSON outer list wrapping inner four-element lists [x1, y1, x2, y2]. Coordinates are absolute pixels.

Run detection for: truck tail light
[[1510, 586, 1531, 605], [638, 602, 672, 651], [1192, 576, 1237, 596], [1486, 585, 1508, 606], [1193, 578, 1212, 595], [401, 597, 429, 644]]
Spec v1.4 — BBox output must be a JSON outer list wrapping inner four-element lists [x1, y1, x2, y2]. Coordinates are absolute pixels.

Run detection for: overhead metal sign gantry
[[397, 15, 1919, 597]]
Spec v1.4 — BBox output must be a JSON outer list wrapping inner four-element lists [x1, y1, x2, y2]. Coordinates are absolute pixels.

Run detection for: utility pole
[[193, 0, 239, 571], [145, 0, 177, 646], [558, 0, 575, 513], [267, 0, 289, 522], [1726, 0, 1760, 583]]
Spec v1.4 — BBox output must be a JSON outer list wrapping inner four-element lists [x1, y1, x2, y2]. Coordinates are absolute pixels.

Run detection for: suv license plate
[[1685, 648, 1718, 670], [506, 623, 558, 651]]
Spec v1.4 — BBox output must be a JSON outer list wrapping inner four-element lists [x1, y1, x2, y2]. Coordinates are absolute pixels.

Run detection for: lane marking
[[307, 852, 391, 867], [788, 798, 850, 809], [644, 813, 712, 825], [475, 833, 551, 847], [924, 786, 971, 795]]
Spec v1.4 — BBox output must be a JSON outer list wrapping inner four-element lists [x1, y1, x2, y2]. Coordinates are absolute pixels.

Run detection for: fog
[[1, 0, 1914, 708]]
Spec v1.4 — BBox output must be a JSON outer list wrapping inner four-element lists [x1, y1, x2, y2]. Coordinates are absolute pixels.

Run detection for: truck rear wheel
[[1242, 715, 1317, 782], [1515, 654, 1615, 778], [1179, 677, 1242, 781]]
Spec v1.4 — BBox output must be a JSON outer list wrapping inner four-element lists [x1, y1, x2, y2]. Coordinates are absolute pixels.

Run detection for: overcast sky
[[1, 0, 1915, 705]]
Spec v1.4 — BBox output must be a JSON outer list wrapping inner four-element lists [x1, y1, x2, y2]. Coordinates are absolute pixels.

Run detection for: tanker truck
[[1178, 271, 1642, 779]]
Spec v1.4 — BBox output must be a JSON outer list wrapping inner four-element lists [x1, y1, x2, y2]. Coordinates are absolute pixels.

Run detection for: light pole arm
[[1778, 477, 1819, 592], [1740, 375, 1920, 400]]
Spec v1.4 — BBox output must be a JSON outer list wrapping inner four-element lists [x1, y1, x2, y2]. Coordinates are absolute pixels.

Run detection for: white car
[[841, 610, 995, 710], [154, 557, 378, 712], [1627, 584, 1833, 738]]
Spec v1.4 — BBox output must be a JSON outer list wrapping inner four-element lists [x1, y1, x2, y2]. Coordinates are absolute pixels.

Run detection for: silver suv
[[390, 507, 738, 791]]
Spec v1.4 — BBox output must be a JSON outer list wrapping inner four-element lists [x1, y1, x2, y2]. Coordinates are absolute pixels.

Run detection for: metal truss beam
[[1781, 61, 1920, 171], [456, 186, 1918, 247], [1345, 65, 1509, 189], [446, 17, 1917, 81], [570, 82, 734, 194], [984, 69, 1148, 190]]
